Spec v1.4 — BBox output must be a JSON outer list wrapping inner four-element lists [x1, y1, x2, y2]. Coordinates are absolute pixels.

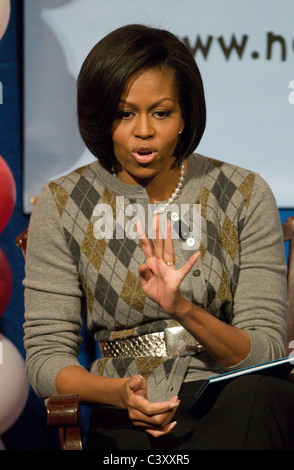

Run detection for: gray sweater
[[23, 154, 287, 402]]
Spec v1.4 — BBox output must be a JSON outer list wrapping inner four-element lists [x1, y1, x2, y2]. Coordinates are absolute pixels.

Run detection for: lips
[[132, 146, 158, 164]]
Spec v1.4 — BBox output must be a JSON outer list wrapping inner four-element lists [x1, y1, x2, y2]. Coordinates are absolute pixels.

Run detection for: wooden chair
[[15, 216, 294, 450], [283, 216, 294, 356], [16, 229, 83, 450]]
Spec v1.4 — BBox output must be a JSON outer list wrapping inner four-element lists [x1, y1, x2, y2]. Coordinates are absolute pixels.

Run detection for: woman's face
[[111, 67, 184, 185]]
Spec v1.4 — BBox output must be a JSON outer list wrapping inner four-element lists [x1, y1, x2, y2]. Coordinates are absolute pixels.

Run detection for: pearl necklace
[[112, 161, 186, 215], [152, 161, 185, 215]]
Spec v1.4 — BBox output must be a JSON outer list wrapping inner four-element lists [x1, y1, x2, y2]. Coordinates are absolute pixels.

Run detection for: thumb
[[129, 375, 148, 398], [138, 263, 151, 282]]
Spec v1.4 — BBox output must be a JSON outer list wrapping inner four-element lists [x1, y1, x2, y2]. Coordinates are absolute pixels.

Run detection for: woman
[[23, 24, 294, 450]]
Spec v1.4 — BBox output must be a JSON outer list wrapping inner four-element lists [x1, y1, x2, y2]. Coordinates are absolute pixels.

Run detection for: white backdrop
[[23, 0, 294, 212]]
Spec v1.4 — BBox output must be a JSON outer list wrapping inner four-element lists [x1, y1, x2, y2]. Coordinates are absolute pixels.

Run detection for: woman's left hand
[[136, 215, 200, 316]]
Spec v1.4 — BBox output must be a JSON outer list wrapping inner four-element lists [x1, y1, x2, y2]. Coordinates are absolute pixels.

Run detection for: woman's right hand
[[56, 366, 179, 437], [120, 375, 180, 437]]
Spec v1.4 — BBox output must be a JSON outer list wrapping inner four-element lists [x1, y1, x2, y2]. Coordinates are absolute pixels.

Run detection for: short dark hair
[[77, 24, 206, 171]]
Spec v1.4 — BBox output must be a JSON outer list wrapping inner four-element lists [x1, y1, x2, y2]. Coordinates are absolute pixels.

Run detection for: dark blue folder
[[188, 356, 294, 418]]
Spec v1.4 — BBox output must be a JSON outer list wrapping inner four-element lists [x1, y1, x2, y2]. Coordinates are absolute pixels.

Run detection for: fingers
[[152, 216, 176, 265], [136, 216, 201, 279], [129, 396, 180, 435], [152, 214, 164, 260], [136, 216, 175, 266], [136, 219, 154, 260], [162, 220, 175, 265], [127, 377, 180, 434], [145, 420, 177, 437], [131, 393, 180, 418]]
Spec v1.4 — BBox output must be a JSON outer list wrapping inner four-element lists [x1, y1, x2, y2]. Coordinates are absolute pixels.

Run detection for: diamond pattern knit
[[24, 153, 287, 401]]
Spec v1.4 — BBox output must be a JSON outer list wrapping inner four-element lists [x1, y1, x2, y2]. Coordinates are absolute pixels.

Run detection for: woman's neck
[[143, 165, 181, 203], [116, 159, 187, 204]]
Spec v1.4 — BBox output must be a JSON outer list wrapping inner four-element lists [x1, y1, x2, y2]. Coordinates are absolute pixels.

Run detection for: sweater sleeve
[[224, 173, 287, 371], [23, 184, 84, 398]]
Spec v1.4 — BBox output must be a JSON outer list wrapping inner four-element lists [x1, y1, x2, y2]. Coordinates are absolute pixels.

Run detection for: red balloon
[[0, 155, 16, 233], [0, 248, 13, 317]]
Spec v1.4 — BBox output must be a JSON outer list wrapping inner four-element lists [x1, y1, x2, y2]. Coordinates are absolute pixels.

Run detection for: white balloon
[[0, 334, 29, 435], [0, 0, 10, 41]]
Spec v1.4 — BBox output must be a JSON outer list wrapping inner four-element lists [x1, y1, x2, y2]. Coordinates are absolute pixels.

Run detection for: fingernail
[[168, 421, 177, 431], [170, 399, 180, 409]]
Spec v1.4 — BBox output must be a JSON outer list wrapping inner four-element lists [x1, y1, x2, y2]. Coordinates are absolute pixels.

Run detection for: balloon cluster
[[0, 155, 15, 316], [0, 1, 29, 443], [0, 1, 13, 316], [0, 156, 29, 438]]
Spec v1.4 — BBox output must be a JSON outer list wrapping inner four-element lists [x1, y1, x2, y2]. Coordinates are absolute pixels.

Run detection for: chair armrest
[[15, 228, 28, 258], [46, 394, 81, 426], [45, 394, 83, 450]]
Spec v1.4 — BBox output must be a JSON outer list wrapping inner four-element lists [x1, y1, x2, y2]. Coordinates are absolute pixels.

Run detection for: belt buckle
[[164, 326, 203, 356]]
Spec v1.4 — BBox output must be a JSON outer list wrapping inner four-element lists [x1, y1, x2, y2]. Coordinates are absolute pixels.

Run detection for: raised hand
[[136, 215, 200, 316]]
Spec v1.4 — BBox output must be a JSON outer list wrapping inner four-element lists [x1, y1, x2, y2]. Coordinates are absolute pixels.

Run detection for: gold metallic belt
[[98, 326, 205, 358]]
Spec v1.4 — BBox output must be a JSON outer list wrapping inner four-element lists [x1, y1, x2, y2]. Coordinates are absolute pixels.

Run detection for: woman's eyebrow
[[118, 98, 175, 108]]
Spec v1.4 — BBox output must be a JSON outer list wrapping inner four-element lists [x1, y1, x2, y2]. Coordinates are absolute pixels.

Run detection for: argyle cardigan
[[23, 154, 287, 401]]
